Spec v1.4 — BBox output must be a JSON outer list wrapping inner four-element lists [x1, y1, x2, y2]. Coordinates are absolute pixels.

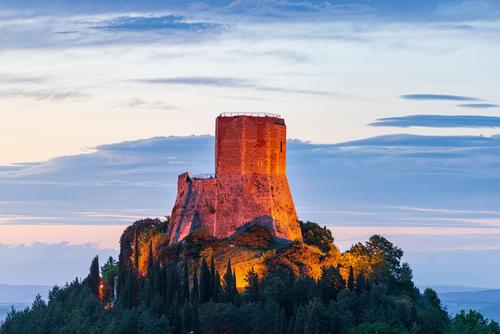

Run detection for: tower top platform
[[219, 112, 282, 118]]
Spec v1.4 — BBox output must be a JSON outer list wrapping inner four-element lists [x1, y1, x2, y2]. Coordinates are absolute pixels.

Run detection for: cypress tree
[[210, 257, 216, 299], [191, 268, 199, 303], [88, 255, 100, 297], [147, 240, 154, 274], [232, 269, 239, 303], [183, 260, 190, 302], [223, 259, 236, 302], [347, 266, 355, 291], [355, 272, 365, 293], [214, 270, 221, 302], [143, 240, 155, 306], [244, 267, 260, 302], [199, 258, 211, 303], [166, 265, 180, 306], [124, 268, 137, 307], [133, 226, 140, 272]]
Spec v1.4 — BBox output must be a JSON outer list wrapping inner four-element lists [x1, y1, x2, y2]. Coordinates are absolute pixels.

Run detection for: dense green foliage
[[2, 221, 499, 334], [300, 220, 335, 253]]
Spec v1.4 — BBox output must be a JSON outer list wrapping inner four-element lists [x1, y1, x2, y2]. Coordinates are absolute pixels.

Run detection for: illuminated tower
[[166, 113, 302, 245]]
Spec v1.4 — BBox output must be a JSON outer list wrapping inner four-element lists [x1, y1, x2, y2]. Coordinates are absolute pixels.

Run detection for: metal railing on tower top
[[219, 112, 282, 118], [192, 173, 215, 180]]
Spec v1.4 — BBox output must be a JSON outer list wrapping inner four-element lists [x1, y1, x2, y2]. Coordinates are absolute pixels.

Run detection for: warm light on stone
[[166, 114, 302, 245]]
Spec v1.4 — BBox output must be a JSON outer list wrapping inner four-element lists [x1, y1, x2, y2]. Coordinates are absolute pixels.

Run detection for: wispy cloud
[[370, 115, 500, 128], [1, 0, 499, 23], [127, 98, 183, 111], [386, 206, 500, 215], [401, 94, 480, 101], [458, 103, 498, 109], [0, 89, 88, 101], [137, 76, 355, 98], [0, 73, 47, 84], [91, 15, 223, 33]]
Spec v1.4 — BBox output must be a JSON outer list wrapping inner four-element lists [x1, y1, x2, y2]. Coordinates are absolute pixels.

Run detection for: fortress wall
[[168, 115, 301, 245], [167, 174, 218, 244], [215, 116, 244, 175], [213, 174, 301, 241], [166, 173, 192, 244], [216, 116, 286, 176], [272, 119, 287, 175]]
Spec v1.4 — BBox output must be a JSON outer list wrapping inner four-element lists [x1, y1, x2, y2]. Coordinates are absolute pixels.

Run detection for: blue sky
[[1, 0, 500, 287]]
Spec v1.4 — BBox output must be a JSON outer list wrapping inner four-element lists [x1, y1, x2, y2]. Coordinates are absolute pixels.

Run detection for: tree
[[147, 240, 154, 274], [300, 221, 335, 253], [214, 270, 221, 302], [399, 263, 413, 281], [350, 322, 409, 334], [101, 256, 118, 300], [134, 226, 140, 272], [88, 255, 100, 297], [244, 267, 260, 302], [347, 266, 355, 291], [356, 272, 366, 293], [419, 289, 449, 334], [223, 259, 237, 302], [366, 235, 403, 278], [199, 258, 211, 303], [183, 260, 190, 302], [210, 257, 216, 299], [447, 310, 500, 334], [191, 267, 199, 303], [318, 265, 345, 303]]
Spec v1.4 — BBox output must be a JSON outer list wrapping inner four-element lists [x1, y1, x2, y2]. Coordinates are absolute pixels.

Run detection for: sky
[[1, 0, 500, 288]]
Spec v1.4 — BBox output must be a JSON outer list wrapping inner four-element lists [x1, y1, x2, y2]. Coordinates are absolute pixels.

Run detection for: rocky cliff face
[[166, 115, 302, 245]]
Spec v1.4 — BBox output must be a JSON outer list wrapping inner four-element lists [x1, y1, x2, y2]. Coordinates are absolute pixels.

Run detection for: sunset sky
[[1, 0, 500, 288]]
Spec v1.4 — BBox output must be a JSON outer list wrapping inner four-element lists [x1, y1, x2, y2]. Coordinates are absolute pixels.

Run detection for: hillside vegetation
[[1, 219, 499, 334]]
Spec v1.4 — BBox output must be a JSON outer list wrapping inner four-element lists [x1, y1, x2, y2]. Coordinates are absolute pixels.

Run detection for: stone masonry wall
[[166, 115, 302, 245]]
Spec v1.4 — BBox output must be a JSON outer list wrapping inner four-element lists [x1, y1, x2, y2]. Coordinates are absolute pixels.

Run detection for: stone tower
[[166, 113, 302, 245]]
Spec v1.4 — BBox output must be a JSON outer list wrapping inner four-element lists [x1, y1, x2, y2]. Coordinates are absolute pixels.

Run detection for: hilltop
[[2, 217, 499, 334]]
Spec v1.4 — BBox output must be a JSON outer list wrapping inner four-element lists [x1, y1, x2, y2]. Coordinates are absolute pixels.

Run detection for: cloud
[[401, 94, 481, 101], [370, 115, 500, 128], [458, 103, 498, 108], [137, 76, 355, 98], [127, 98, 183, 111], [3, 133, 500, 228], [140, 76, 243, 88], [0, 89, 88, 101], [1, 0, 500, 24], [0, 242, 116, 285], [0, 73, 47, 84], [434, 0, 500, 21], [91, 15, 223, 33]]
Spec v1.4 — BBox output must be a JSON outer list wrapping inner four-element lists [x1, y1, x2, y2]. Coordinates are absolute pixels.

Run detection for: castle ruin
[[166, 113, 302, 245]]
